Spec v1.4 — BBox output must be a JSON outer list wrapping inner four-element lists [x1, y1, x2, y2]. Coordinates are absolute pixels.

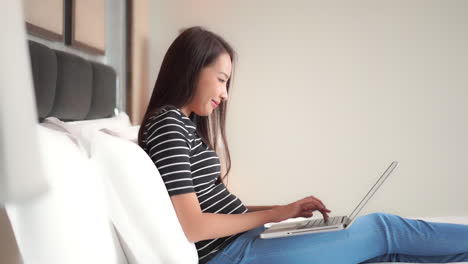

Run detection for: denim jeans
[[206, 212, 468, 264]]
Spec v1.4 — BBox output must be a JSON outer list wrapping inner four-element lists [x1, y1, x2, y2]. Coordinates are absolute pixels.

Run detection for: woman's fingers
[[304, 196, 325, 209], [304, 196, 331, 212], [312, 196, 330, 211], [301, 198, 332, 221], [302, 203, 330, 221], [322, 211, 330, 222], [301, 201, 326, 212]]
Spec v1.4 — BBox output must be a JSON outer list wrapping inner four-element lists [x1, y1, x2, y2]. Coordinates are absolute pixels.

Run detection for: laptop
[[260, 161, 399, 239]]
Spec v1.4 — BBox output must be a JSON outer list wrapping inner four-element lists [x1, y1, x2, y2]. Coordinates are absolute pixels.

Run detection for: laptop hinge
[[343, 217, 352, 227]]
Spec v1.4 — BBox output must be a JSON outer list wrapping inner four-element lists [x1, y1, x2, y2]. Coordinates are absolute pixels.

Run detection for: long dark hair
[[138, 26, 236, 185]]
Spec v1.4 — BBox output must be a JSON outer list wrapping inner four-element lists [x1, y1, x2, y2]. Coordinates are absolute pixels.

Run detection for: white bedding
[[407, 215, 468, 225]]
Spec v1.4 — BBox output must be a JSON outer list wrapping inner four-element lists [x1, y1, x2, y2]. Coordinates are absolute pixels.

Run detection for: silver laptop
[[260, 161, 399, 239]]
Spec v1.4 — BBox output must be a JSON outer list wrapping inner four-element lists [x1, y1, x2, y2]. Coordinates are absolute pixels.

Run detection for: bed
[[4, 40, 467, 264]]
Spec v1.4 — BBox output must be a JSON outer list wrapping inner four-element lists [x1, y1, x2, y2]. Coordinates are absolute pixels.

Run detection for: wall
[[24, 0, 127, 114], [149, 0, 468, 218], [128, 0, 150, 125], [0, 208, 22, 264]]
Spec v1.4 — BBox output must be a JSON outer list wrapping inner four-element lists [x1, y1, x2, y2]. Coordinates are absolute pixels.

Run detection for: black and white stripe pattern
[[141, 105, 248, 263]]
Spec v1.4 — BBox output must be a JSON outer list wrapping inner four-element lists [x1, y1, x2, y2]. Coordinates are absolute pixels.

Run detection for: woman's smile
[[211, 100, 220, 108]]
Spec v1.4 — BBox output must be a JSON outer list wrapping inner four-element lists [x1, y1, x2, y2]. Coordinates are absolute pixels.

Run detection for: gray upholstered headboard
[[28, 40, 117, 121]]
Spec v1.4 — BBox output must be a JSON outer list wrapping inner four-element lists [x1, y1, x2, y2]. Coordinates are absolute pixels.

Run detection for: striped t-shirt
[[140, 105, 249, 263]]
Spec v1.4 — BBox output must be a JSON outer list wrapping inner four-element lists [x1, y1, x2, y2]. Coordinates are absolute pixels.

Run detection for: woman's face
[[182, 52, 232, 117]]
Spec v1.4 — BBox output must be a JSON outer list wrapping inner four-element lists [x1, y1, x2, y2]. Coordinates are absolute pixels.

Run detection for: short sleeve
[[145, 111, 195, 196]]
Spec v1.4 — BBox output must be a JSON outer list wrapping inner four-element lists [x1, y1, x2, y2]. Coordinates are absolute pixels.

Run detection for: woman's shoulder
[[144, 105, 189, 135], [147, 105, 185, 123]]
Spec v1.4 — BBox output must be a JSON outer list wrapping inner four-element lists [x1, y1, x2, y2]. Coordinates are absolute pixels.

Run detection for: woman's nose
[[220, 88, 228, 102], [221, 92, 228, 102]]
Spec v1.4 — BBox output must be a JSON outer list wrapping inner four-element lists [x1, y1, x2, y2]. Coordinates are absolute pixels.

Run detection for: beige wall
[[73, 0, 106, 52], [129, 0, 150, 125], [0, 208, 22, 263], [149, 0, 468, 218], [23, 0, 63, 35]]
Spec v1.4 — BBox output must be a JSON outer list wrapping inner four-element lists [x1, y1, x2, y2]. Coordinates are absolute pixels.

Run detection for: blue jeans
[[206, 212, 468, 264]]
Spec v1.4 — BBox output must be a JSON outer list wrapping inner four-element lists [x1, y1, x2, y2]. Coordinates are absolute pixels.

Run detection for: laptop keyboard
[[298, 216, 343, 229]]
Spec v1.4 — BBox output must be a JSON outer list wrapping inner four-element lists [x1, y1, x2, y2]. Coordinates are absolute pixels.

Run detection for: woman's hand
[[270, 196, 331, 223]]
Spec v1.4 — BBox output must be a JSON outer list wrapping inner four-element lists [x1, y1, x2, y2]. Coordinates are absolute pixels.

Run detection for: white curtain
[[0, 0, 48, 203]]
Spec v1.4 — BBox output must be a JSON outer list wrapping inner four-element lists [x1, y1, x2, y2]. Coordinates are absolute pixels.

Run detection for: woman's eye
[[218, 78, 226, 83]]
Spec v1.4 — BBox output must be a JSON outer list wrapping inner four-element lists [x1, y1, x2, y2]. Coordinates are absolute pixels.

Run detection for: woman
[[138, 26, 468, 264]]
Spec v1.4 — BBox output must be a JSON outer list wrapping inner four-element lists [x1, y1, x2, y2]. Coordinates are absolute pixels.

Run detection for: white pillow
[[5, 125, 126, 264], [40, 120, 87, 155], [43, 112, 131, 157], [100, 125, 140, 144], [66, 112, 131, 126], [91, 131, 198, 264]]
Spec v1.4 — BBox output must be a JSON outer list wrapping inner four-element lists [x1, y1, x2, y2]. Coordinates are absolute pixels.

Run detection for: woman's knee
[[350, 212, 399, 234], [364, 212, 398, 226], [367, 212, 395, 220]]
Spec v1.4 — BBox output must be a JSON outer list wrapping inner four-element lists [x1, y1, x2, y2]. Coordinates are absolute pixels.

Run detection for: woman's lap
[[207, 212, 468, 264]]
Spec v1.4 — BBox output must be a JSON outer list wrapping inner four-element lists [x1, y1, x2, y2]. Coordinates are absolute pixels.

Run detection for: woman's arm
[[245, 205, 279, 212], [170, 193, 331, 243], [171, 193, 276, 242]]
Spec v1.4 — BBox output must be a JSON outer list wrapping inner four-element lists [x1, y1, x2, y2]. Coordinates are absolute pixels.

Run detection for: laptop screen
[[348, 161, 399, 221]]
